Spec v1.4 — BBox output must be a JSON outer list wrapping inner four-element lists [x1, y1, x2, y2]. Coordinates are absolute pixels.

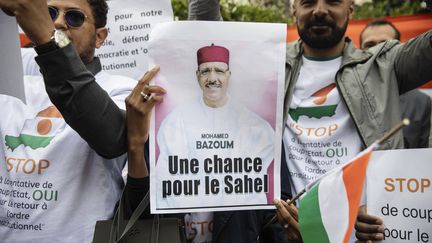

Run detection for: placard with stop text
[[148, 21, 286, 214], [95, 0, 173, 80], [367, 149, 432, 243]]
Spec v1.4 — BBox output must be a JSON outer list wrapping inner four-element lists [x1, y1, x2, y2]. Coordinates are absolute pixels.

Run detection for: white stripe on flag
[[318, 169, 349, 243]]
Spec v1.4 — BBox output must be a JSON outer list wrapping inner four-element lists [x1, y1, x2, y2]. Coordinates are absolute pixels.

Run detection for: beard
[[298, 15, 349, 49], [77, 32, 97, 64], [79, 42, 96, 64]]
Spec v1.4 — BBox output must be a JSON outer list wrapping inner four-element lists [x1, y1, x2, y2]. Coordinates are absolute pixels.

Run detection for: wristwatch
[[34, 29, 71, 55]]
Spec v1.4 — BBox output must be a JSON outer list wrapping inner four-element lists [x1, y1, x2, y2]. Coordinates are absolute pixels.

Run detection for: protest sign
[[0, 12, 25, 102], [148, 21, 286, 214], [367, 149, 432, 243], [95, 0, 173, 80]]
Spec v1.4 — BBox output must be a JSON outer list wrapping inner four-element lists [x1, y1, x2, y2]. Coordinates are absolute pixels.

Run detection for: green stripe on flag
[[299, 184, 330, 243]]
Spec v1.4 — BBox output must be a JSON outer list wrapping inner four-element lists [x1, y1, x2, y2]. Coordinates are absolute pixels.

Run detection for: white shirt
[[21, 48, 40, 76], [0, 70, 136, 243], [283, 56, 363, 196]]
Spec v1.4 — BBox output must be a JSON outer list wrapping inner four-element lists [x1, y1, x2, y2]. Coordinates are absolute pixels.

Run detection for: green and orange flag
[[298, 143, 376, 243]]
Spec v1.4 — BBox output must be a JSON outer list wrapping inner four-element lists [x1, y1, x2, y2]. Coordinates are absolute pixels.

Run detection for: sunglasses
[[48, 6, 88, 28]]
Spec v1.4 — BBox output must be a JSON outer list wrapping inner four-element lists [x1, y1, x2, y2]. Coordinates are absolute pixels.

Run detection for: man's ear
[[95, 27, 108, 49], [291, 0, 297, 22], [348, 0, 354, 20]]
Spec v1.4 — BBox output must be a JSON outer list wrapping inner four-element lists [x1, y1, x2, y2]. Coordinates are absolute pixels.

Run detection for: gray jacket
[[284, 31, 432, 150]]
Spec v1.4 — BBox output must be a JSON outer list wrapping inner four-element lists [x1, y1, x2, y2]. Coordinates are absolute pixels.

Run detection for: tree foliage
[[171, 0, 188, 20], [172, 0, 428, 22], [220, 0, 292, 23], [353, 1, 426, 19]]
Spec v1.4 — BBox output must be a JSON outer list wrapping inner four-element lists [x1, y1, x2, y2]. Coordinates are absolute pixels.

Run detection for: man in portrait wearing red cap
[[196, 44, 231, 108], [154, 44, 275, 243]]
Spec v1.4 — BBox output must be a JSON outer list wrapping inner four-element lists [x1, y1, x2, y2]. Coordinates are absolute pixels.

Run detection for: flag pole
[[264, 118, 410, 229], [377, 118, 410, 145], [263, 188, 305, 229]]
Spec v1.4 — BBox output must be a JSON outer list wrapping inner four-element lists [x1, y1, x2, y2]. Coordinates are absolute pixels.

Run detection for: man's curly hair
[[87, 0, 109, 28]]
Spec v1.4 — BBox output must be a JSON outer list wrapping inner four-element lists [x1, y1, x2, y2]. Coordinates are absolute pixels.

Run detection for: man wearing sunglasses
[[0, 0, 137, 242]]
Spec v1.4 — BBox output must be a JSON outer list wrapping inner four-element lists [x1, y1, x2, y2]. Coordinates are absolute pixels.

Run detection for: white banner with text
[[367, 149, 432, 243], [95, 0, 173, 80]]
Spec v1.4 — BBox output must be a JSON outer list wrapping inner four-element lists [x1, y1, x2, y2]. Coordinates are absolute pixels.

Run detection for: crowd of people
[[0, 0, 431, 242]]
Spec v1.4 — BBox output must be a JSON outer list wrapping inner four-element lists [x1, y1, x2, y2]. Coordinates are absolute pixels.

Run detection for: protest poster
[[95, 0, 173, 80], [0, 12, 25, 102], [367, 149, 432, 243], [148, 21, 286, 213]]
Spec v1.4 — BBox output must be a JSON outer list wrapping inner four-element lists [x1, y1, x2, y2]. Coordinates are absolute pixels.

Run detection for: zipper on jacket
[[283, 58, 302, 125]]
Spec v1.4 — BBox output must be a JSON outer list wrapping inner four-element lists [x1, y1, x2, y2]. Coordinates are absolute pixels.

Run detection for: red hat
[[197, 44, 229, 65]]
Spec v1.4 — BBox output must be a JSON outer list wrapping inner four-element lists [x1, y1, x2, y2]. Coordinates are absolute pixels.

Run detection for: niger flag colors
[[298, 144, 375, 243]]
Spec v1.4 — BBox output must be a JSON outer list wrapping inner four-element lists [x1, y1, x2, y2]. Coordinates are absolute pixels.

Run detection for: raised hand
[[125, 66, 166, 178], [0, 0, 54, 45]]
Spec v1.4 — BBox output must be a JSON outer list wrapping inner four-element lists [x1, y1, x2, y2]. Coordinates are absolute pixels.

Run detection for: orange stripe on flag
[[420, 80, 432, 89], [341, 150, 372, 243]]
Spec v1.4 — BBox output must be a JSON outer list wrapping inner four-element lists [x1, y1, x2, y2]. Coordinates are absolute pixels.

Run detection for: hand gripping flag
[[298, 143, 377, 243]]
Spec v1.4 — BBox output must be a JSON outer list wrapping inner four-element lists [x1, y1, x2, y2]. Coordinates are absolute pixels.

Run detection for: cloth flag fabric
[[298, 143, 376, 243]]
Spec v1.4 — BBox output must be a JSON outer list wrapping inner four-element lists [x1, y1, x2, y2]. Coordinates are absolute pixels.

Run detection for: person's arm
[[125, 67, 164, 178], [270, 144, 300, 243], [188, 0, 222, 21], [36, 45, 129, 158], [354, 31, 432, 242], [123, 67, 165, 217], [394, 30, 432, 93], [261, 149, 293, 243], [0, 0, 53, 46]]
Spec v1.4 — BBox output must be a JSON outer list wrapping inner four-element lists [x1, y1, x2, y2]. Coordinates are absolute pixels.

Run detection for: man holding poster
[[155, 44, 275, 209]]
